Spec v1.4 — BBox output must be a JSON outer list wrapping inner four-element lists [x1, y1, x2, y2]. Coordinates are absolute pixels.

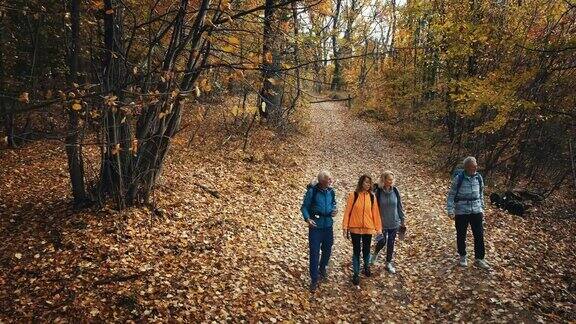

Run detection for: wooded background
[[1, 0, 575, 208]]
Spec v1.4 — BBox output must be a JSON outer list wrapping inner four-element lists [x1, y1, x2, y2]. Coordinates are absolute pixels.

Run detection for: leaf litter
[[0, 101, 574, 322]]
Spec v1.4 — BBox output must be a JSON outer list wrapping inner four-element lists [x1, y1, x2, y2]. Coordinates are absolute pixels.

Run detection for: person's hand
[[306, 219, 317, 228], [342, 229, 349, 239], [331, 209, 337, 217]]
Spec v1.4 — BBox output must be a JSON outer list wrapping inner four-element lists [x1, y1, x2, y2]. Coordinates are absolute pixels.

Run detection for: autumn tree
[[351, 0, 576, 195], [1, 0, 315, 208]]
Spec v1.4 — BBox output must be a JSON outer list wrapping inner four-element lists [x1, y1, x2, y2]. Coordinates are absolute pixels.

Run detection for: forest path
[[1, 101, 572, 322], [256, 101, 547, 322]]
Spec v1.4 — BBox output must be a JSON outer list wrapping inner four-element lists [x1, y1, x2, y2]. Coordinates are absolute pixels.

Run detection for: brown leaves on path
[[0, 99, 574, 322]]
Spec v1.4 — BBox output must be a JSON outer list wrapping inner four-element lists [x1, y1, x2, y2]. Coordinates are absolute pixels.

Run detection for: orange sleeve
[[372, 194, 382, 232], [342, 193, 353, 229]]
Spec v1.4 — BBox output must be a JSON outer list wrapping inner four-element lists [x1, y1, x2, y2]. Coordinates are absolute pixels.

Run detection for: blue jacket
[[301, 185, 337, 229], [446, 172, 485, 215]]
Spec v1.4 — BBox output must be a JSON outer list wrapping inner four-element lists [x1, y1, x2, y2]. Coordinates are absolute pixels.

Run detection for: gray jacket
[[374, 186, 405, 229]]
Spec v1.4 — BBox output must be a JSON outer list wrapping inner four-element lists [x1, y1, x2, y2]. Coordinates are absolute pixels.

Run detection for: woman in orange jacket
[[342, 174, 382, 286]]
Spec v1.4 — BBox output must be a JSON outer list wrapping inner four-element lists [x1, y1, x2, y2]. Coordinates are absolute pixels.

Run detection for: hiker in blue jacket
[[301, 170, 337, 292], [447, 156, 490, 269]]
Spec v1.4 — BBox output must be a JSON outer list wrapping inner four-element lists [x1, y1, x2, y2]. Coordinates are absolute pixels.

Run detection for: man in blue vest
[[301, 170, 337, 292], [447, 156, 490, 270]]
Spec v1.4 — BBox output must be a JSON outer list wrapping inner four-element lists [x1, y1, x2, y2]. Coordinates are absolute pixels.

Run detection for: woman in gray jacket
[[370, 171, 405, 274]]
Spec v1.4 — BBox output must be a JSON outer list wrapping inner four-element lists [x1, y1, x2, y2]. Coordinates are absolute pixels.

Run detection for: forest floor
[[0, 100, 574, 322]]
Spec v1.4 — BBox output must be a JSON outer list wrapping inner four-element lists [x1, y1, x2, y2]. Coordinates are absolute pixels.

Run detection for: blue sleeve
[[301, 189, 313, 221], [446, 175, 458, 214]]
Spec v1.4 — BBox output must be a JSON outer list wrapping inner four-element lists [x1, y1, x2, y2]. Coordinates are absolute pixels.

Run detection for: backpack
[[351, 191, 374, 208], [372, 184, 400, 206], [346, 191, 375, 227], [306, 183, 336, 216], [452, 169, 484, 202]]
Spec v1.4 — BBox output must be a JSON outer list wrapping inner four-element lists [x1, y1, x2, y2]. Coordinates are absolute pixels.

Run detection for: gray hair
[[463, 156, 478, 167], [317, 170, 332, 181], [378, 170, 395, 188]]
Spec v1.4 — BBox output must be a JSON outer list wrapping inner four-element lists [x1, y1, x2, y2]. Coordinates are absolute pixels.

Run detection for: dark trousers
[[374, 228, 398, 262], [455, 213, 485, 259], [309, 227, 333, 284], [350, 233, 372, 275]]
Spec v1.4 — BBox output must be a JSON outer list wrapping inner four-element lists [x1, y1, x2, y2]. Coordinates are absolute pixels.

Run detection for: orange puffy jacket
[[342, 191, 382, 235]]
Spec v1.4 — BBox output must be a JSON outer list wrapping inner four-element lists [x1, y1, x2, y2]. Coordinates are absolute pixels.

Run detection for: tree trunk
[[65, 0, 88, 206], [330, 0, 342, 91], [127, 0, 209, 205], [358, 38, 369, 85], [311, 17, 324, 93], [98, 0, 132, 208], [288, 2, 302, 114], [390, 0, 397, 56], [340, 0, 357, 89], [259, 0, 282, 124]]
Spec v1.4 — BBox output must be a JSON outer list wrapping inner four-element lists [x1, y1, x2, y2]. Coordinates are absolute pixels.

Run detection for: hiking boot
[[476, 259, 490, 270], [459, 255, 468, 267], [352, 274, 360, 286], [386, 262, 396, 274], [319, 268, 328, 281], [369, 252, 380, 265], [309, 281, 318, 293], [363, 267, 372, 277]]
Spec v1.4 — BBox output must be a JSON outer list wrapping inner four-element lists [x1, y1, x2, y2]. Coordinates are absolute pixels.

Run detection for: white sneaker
[[476, 259, 490, 270], [459, 255, 468, 267], [369, 252, 380, 265], [386, 262, 396, 274]]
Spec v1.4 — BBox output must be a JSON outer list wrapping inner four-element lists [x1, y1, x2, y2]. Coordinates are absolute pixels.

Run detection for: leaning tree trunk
[[94, 0, 214, 208], [95, 0, 295, 208], [128, 0, 210, 205]]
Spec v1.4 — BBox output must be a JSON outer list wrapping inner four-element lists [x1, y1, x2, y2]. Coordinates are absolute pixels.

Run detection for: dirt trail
[[257, 101, 570, 322], [1, 100, 573, 322]]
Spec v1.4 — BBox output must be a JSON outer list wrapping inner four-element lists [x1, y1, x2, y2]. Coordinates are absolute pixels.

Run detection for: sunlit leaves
[[18, 92, 30, 104], [218, 0, 230, 11], [111, 143, 121, 155], [228, 36, 240, 46], [105, 94, 118, 107], [264, 52, 273, 64], [71, 100, 83, 111], [267, 78, 280, 86], [91, 0, 105, 10]]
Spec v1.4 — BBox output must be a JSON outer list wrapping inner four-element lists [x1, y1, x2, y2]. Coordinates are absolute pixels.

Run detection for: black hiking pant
[[351, 233, 371, 275], [455, 213, 485, 259]]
